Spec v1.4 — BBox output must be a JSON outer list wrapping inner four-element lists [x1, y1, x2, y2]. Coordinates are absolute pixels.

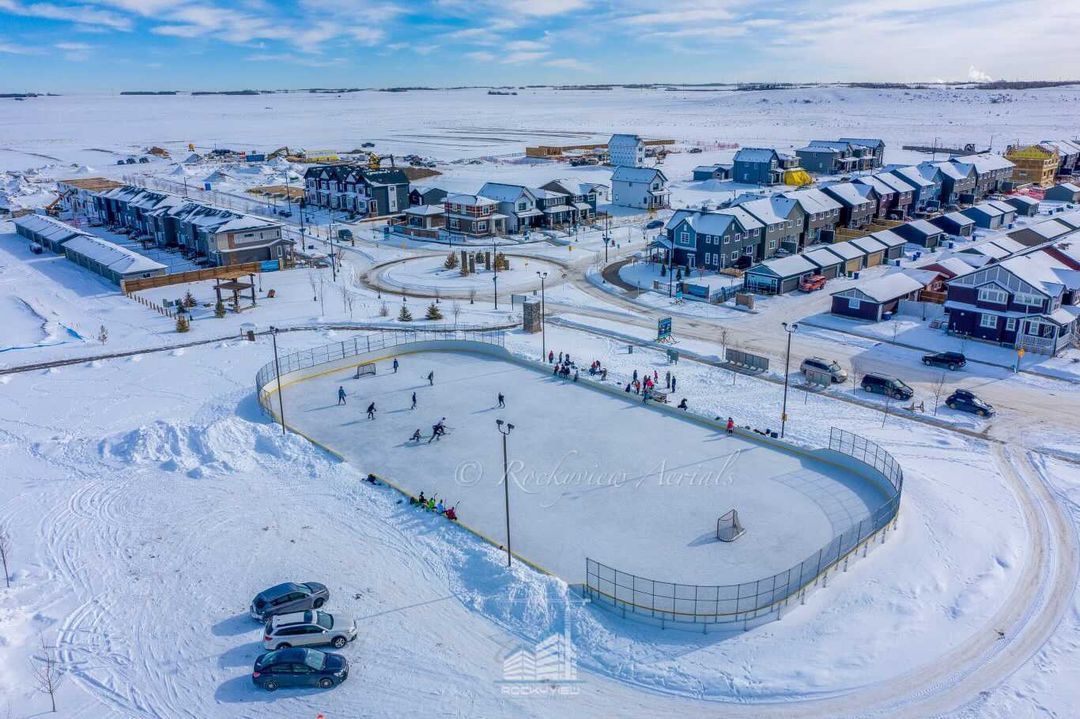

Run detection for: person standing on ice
[[367, 402, 376, 420], [497, 393, 505, 408], [427, 371, 434, 386], [671, 375, 677, 392], [337, 386, 347, 405], [726, 417, 735, 435], [665, 371, 671, 389], [411, 391, 417, 410], [548, 350, 554, 364], [392, 358, 399, 373], [410, 428, 422, 442]]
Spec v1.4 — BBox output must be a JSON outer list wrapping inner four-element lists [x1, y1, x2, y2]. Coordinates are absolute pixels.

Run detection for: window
[[978, 286, 1008, 304], [848, 298, 861, 309], [730, 251, 739, 260], [768, 239, 777, 249], [1005, 317, 1017, 332], [477, 221, 487, 231], [980, 314, 998, 329], [680, 230, 689, 244], [1015, 292, 1042, 307], [734, 233, 742, 241]]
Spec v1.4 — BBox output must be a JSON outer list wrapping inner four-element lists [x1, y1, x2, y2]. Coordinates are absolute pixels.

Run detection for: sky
[[1, 0, 1079, 93]]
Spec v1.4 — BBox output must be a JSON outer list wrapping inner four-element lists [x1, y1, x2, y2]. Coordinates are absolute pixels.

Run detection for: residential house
[[443, 194, 506, 237], [954, 154, 1015, 198], [830, 272, 925, 321], [410, 185, 447, 207], [934, 161, 978, 206], [1041, 140, 1080, 175], [797, 139, 880, 175], [894, 219, 944, 249], [1005, 195, 1040, 217], [1005, 143, 1059, 187], [837, 138, 886, 167], [732, 148, 801, 185], [944, 252, 1080, 354], [402, 204, 445, 233], [888, 165, 939, 213], [867, 229, 908, 260], [1045, 183, 1080, 203], [782, 188, 842, 246], [828, 241, 869, 274], [303, 165, 409, 216], [930, 211, 976, 238], [530, 187, 579, 227], [744, 255, 819, 294], [478, 183, 541, 233], [540, 179, 605, 214], [663, 208, 764, 270], [691, 164, 732, 181], [608, 134, 645, 167], [822, 182, 876, 228], [732, 195, 805, 254], [848, 236, 888, 266], [56, 177, 124, 222], [611, 167, 669, 210], [872, 172, 916, 218]]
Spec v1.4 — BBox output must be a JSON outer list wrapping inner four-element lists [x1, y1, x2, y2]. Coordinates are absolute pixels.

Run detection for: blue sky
[[1, 0, 1078, 92]]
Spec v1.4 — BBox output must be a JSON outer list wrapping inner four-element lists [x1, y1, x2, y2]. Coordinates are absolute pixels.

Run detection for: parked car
[[250, 582, 329, 621], [800, 357, 847, 383], [361, 142, 375, 148], [688, 147, 703, 154], [860, 373, 914, 400], [734, 255, 753, 270], [29, 242, 43, 254], [252, 647, 348, 691], [798, 274, 827, 292], [645, 219, 663, 230], [945, 389, 994, 417], [263, 611, 357, 650], [922, 351, 966, 370]]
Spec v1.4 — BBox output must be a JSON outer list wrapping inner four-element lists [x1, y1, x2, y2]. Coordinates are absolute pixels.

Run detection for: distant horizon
[[2, 1, 1080, 93]]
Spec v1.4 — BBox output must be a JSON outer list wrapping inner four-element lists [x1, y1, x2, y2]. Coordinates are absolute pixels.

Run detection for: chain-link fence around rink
[[584, 427, 903, 630], [255, 327, 507, 416]]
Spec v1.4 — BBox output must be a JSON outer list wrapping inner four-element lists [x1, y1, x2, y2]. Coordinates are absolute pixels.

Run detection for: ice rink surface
[[282, 350, 888, 585]]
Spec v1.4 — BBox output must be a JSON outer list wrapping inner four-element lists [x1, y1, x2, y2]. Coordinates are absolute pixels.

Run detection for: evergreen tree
[[214, 300, 226, 318], [398, 304, 413, 322], [425, 302, 443, 320], [175, 313, 191, 333], [183, 291, 197, 308], [444, 251, 458, 270]]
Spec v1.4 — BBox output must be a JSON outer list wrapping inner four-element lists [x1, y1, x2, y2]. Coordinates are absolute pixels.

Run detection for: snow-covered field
[[2, 85, 1080, 719]]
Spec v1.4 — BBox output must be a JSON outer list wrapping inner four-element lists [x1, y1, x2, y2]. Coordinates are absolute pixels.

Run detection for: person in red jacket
[[726, 417, 735, 435]]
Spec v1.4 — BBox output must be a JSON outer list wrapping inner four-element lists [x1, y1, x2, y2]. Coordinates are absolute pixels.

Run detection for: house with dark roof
[[795, 140, 877, 175], [934, 161, 978, 206], [781, 188, 842, 246], [744, 255, 819, 294], [611, 166, 669, 209], [893, 219, 944, 249], [540, 179, 606, 213], [409, 185, 447, 207], [1007, 218, 1075, 247], [954, 154, 1015, 199], [732, 195, 805, 254], [733, 148, 801, 185], [837, 138, 886, 167], [691, 164, 732, 181], [303, 165, 409, 216]]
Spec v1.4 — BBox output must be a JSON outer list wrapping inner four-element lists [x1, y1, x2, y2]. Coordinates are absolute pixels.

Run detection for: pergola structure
[[213, 272, 257, 311]]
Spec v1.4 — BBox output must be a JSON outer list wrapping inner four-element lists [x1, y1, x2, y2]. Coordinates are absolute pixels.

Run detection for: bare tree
[[469, 288, 477, 305], [849, 359, 861, 396], [931, 372, 948, 415], [0, 525, 10, 588], [307, 270, 319, 302], [96, 325, 108, 345], [31, 634, 64, 713], [318, 274, 326, 316], [451, 301, 462, 327], [379, 301, 390, 317], [719, 328, 729, 356]]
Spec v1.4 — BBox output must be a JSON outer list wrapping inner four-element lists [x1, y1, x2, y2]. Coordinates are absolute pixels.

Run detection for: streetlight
[[781, 321, 798, 438], [496, 419, 515, 567], [536, 271, 547, 361], [492, 273, 499, 310], [667, 237, 675, 298], [269, 326, 286, 436]]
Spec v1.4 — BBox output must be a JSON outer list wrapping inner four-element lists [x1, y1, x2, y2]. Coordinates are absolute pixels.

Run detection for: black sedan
[[923, 351, 967, 370], [946, 389, 994, 417], [645, 219, 664, 229], [252, 647, 348, 691]]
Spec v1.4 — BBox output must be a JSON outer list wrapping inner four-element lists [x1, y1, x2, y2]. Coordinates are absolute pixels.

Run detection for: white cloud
[[0, 40, 34, 54], [0, 0, 132, 30], [968, 65, 993, 83], [545, 57, 589, 71], [465, 50, 495, 62]]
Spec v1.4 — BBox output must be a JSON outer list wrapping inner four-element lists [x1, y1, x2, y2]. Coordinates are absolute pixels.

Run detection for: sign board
[[203, 182, 212, 191], [510, 293, 529, 307], [259, 259, 280, 272], [804, 367, 832, 387], [657, 317, 673, 341], [724, 348, 769, 372]]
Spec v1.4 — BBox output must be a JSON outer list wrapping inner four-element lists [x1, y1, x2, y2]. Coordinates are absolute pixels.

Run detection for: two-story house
[[304, 165, 409, 216], [477, 183, 541, 233], [733, 148, 785, 185], [853, 175, 897, 218], [954, 154, 1015, 199], [837, 138, 886, 168], [611, 167, 669, 209], [663, 208, 765, 270], [889, 164, 942, 212], [822, 182, 876, 228], [732, 195, 805, 255], [782, 188, 842, 247], [945, 252, 1080, 355], [1005, 143, 1060, 188], [540, 179, 604, 218], [933, 161, 977, 206], [795, 140, 877, 175], [443, 194, 506, 237], [608, 133, 645, 168]]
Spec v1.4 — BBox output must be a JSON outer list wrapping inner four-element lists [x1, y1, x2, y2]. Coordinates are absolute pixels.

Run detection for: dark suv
[[250, 582, 329, 622], [252, 647, 348, 691], [861, 373, 914, 400], [922, 351, 967, 370], [946, 389, 995, 417]]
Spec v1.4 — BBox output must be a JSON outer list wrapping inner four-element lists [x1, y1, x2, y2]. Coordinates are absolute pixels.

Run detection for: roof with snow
[[849, 236, 887, 254], [838, 138, 885, 150], [63, 235, 167, 276], [868, 229, 909, 248], [747, 254, 817, 278], [822, 182, 873, 207], [832, 272, 924, 303], [955, 153, 1015, 174], [920, 256, 975, 278], [734, 148, 780, 163], [478, 182, 534, 203], [732, 196, 799, 226], [803, 247, 844, 268], [783, 188, 842, 213], [611, 166, 666, 183], [826, 241, 865, 260]]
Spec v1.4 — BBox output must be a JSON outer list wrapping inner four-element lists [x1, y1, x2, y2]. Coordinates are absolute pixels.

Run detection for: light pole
[[496, 419, 514, 567], [667, 239, 674, 298], [269, 326, 286, 436], [781, 321, 798, 438], [327, 211, 337, 282], [492, 273, 499, 310], [536, 271, 547, 360]]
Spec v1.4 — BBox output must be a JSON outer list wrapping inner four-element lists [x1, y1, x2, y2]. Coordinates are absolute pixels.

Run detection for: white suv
[[800, 357, 847, 383], [263, 611, 357, 651]]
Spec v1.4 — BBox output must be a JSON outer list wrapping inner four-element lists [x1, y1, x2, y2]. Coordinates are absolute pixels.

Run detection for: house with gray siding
[[611, 167, 669, 209], [796, 139, 878, 174], [732, 195, 805, 255], [663, 208, 764, 270], [838, 138, 886, 167], [782, 188, 842, 246], [822, 182, 876, 228], [934, 161, 978, 206], [831, 272, 924, 321], [954, 154, 1015, 199], [732, 148, 799, 185]]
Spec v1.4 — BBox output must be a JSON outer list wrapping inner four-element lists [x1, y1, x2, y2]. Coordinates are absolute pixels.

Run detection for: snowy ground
[[278, 349, 885, 585]]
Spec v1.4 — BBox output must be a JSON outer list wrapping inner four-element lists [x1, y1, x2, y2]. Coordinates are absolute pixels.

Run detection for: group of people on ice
[[409, 491, 457, 521]]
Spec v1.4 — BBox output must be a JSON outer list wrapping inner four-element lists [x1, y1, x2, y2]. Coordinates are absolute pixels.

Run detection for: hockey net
[[716, 509, 745, 542], [355, 362, 376, 379]]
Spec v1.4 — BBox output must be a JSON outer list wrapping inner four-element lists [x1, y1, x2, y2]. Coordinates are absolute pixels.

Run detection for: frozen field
[[278, 349, 887, 585]]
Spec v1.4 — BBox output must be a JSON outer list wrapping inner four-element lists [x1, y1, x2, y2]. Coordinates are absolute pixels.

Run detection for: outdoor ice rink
[[281, 350, 890, 585]]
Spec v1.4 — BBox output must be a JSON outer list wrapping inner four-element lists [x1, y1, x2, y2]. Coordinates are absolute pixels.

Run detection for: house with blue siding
[[692, 164, 732, 181], [663, 208, 764, 270], [930, 211, 976, 238], [732, 148, 799, 185], [934, 161, 978, 206], [732, 195, 805, 254], [782, 188, 842, 246], [795, 139, 879, 175], [954, 154, 1015, 199], [838, 138, 886, 167]]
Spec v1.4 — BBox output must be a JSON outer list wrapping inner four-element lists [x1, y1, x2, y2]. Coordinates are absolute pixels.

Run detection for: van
[[860, 373, 914, 400]]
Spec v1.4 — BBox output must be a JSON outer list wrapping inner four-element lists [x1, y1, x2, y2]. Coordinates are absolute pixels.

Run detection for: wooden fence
[[121, 261, 263, 293]]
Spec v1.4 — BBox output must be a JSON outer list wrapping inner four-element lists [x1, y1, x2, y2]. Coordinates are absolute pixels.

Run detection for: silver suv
[[800, 357, 847, 383], [263, 611, 357, 650], [250, 582, 329, 621]]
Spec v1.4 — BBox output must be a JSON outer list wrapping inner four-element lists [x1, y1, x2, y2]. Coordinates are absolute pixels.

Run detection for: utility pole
[[496, 419, 515, 567], [781, 322, 798, 438], [270, 326, 286, 436], [536, 271, 547, 360]]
